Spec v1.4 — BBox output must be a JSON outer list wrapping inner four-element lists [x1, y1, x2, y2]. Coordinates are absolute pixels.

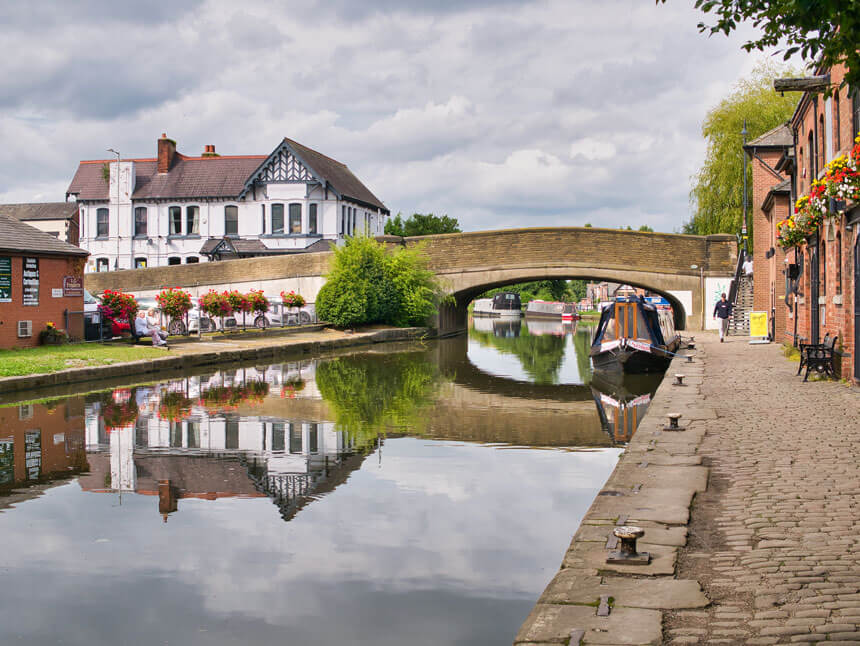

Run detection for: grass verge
[[0, 343, 166, 377]]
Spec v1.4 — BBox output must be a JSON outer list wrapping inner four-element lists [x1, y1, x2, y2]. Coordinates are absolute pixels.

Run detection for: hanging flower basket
[[281, 290, 306, 308], [199, 290, 233, 318]]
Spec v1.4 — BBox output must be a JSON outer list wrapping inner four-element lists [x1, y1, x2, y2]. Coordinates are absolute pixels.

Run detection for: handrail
[[727, 248, 746, 305]]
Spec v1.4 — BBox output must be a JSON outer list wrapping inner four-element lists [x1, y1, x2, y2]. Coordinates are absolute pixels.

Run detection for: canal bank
[[516, 337, 715, 645], [0, 326, 432, 399]]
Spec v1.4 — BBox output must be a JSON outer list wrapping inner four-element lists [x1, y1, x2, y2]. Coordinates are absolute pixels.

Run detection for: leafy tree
[[569, 279, 587, 301], [316, 236, 445, 328], [638, 225, 654, 232], [384, 212, 461, 236], [658, 0, 860, 90], [478, 280, 572, 304], [684, 61, 798, 238], [583, 223, 592, 227]]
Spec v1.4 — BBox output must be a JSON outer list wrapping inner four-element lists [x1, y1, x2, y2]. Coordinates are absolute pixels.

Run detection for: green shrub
[[316, 236, 444, 328]]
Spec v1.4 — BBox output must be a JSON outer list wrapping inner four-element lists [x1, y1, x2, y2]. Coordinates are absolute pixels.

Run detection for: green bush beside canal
[[316, 236, 446, 328]]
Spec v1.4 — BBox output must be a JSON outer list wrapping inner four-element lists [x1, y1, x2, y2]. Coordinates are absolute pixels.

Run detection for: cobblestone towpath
[[667, 334, 860, 645]]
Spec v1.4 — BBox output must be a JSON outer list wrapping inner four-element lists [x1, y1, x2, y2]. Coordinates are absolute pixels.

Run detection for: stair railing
[[727, 249, 746, 306]]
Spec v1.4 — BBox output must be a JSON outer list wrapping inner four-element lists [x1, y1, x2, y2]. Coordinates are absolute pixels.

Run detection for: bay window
[[289, 203, 302, 234], [271, 203, 284, 234]]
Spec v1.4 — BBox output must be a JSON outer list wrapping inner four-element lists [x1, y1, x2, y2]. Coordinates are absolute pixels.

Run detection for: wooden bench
[[798, 334, 838, 381]]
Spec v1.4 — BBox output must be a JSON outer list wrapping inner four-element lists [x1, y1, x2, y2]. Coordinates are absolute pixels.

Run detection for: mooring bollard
[[672, 374, 686, 386], [686, 354, 694, 363], [606, 526, 651, 565], [663, 413, 686, 431]]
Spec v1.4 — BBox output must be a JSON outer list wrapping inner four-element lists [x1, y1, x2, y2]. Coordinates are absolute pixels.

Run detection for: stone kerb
[[515, 344, 713, 645]]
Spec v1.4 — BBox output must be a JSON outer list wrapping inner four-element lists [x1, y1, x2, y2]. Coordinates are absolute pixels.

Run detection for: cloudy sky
[[0, 0, 774, 232]]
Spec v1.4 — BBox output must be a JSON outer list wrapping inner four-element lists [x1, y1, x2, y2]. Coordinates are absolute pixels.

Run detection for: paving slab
[[515, 604, 663, 644], [539, 572, 709, 609], [562, 541, 677, 576], [574, 522, 688, 547]]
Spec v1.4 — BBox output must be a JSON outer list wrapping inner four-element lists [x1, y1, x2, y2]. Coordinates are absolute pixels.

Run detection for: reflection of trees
[[315, 353, 441, 448], [572, 324, 595, 386], [470, 322, 566, 384]]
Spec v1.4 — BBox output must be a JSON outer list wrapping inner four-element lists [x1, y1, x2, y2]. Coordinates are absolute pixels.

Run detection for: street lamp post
[[741, 121, 749, 259], [107, 148, 120, 270]]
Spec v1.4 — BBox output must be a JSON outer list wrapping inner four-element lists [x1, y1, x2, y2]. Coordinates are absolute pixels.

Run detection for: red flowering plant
[[281, 290, 306, 308], [247, 290, 269, 315], [199, 290, 233, 318], [156, 288, 193, 321], [226, 290, 252, 315], [198, 381, 269, 411], [99, 290, 138, 325]]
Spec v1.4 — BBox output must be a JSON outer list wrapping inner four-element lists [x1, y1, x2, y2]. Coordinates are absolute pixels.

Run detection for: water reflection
[[0, 332, 663, 646]]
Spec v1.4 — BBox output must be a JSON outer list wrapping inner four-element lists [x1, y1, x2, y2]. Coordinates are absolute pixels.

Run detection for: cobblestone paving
[[666, 334, 860, 645]]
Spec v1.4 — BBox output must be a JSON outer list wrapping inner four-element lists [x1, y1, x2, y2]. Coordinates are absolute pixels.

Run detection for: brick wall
[[0, 254, 86, 349]]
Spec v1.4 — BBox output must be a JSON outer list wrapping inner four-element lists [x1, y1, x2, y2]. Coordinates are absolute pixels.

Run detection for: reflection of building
[[0, 400, 88, 500], [80, 364, 366, 522]]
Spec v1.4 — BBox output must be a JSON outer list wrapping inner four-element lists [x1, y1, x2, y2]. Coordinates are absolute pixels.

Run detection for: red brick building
[[0, 212, 89, 348], [749, 62, 860, 383]]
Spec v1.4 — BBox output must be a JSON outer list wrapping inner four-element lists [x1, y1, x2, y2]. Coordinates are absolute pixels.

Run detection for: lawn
[[0, 343, 167, 377]]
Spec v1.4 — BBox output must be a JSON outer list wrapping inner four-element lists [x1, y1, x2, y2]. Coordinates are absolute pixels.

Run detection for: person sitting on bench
[[135, 310, 168, 347]]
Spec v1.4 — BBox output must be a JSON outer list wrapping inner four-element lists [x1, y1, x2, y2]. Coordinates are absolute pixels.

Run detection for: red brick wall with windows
[[785, 61, 858, 382], [0, 254, 86, 349]]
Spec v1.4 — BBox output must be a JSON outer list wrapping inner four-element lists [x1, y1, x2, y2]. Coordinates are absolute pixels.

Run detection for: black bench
[[798, 334, 838, 381]]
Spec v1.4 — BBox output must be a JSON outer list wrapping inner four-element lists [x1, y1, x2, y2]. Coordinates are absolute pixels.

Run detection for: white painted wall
[[666, 290, 693, 329], [80, 163, 388, 273], [704, 276, 734, 331]]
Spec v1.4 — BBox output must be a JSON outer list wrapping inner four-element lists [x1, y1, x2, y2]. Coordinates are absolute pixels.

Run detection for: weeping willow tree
[[684, 61, 798, 239]]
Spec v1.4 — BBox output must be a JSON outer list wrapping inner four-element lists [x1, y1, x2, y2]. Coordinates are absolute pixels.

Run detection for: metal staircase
[[728, 274, 753, 336]]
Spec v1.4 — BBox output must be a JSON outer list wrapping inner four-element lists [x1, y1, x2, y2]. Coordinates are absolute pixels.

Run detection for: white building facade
[[67, 135, 389, 272]]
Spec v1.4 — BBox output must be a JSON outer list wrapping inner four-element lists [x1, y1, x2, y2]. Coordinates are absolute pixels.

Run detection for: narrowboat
[[472, 292, 523, 318], [524, 300, 580, 321], [589, 296, 680, 374], [472, 316, 522, 337]]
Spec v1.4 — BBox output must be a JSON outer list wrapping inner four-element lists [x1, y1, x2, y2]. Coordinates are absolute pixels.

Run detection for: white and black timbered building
[[66, 134, 389, 272]]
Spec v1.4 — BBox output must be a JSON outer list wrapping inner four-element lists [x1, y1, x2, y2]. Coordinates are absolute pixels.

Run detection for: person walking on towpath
[[713, 292, 732, 342]]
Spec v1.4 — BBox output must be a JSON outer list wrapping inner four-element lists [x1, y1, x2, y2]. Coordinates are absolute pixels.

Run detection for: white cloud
[[0, 0, 779, 232]]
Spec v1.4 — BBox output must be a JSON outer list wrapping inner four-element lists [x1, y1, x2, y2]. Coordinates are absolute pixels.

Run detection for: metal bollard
[[686, 355, 694, 363], [663, 413, 686, 431], [606, 526, 651, 564], [672, 374, 686, 386]]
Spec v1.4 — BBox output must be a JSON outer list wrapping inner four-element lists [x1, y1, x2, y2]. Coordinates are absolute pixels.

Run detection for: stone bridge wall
[[84, 227, 737, 331]]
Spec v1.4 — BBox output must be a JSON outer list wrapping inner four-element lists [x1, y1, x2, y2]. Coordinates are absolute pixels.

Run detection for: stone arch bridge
[[85, 227, 737, 334]]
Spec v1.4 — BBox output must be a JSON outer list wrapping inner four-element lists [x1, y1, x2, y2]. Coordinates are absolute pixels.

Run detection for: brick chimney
[[202, 144, 219, 158], [157, 133, 176, 173]]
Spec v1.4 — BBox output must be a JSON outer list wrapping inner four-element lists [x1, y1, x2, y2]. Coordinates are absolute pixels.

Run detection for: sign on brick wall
[[0, 257, 10, 302], [22, 258, 39, 307], [63, 276, 83, 297]]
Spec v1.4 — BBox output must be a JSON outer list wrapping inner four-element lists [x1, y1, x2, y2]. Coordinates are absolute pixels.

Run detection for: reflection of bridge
[[85, 227, 736, 333]]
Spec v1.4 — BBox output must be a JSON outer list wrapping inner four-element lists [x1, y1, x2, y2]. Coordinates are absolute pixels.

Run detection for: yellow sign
[[749, 311, 768, 338]]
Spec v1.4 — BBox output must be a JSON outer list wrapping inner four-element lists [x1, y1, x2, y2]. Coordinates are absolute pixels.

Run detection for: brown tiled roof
[[0, 212, 88, 257], [66, 155, 266, 202], [0, 202, 78, 221], [66, 137, 388, 213], [744, 124, 793, 149], [283, 138, 388, 212]]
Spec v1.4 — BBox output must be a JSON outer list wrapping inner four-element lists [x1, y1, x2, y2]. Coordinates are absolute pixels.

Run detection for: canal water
[[0, 319, 661, 646]]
